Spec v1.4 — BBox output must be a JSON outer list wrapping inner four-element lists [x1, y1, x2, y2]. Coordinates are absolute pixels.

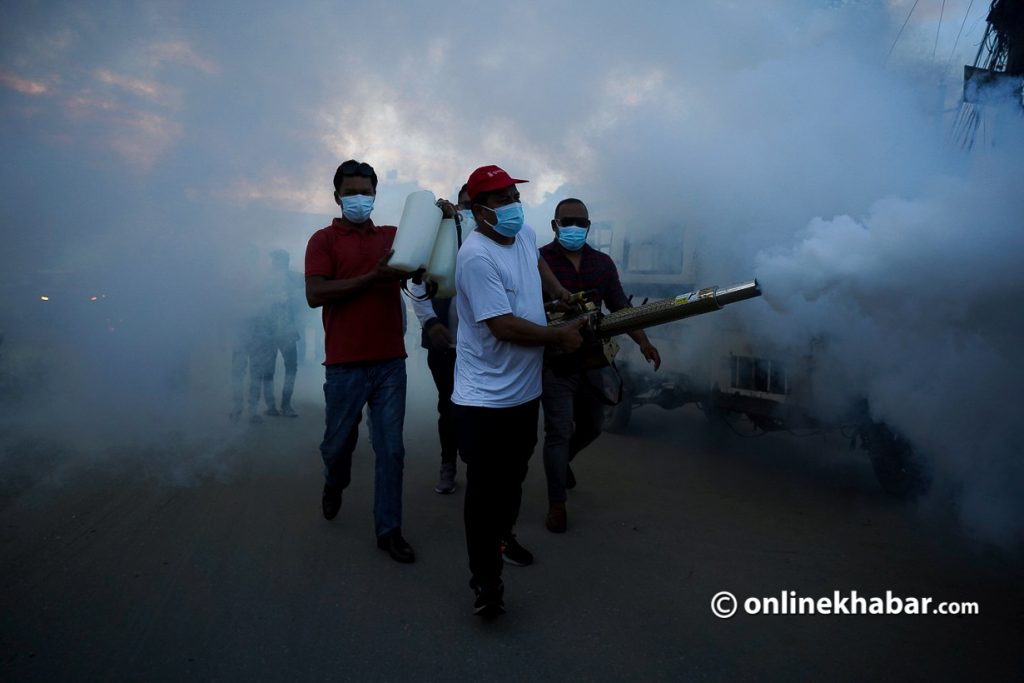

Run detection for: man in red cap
[[451, 164, 584, 616]]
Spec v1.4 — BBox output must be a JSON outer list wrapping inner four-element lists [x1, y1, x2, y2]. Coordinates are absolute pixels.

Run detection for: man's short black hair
[[458, 183, 469, 197], [333, 159, 378, 192], [554, 197, 586, 218]]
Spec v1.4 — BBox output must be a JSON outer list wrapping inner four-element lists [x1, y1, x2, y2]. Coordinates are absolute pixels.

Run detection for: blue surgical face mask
[[341, 194, 374, 223], [458, 209, 477, 231], [484, 202, 524, 237], [557, 226, 588, 251]]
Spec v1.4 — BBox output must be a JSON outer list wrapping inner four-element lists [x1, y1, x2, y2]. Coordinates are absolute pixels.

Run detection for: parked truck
[[586, 222, 930, 498]]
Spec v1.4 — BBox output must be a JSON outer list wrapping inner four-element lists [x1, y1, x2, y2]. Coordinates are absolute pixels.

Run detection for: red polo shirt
[[305, 218, 407, 365]]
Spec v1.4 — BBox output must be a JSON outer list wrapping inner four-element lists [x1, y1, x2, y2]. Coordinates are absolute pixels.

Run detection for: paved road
[[1, 355, 1021, 681]]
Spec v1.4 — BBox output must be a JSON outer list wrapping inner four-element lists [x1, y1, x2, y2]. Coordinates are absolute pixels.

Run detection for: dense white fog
[[1, 1, 1021, 543]]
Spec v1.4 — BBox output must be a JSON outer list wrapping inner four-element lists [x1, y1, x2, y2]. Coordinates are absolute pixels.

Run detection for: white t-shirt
[[452, 224, 546, 408]]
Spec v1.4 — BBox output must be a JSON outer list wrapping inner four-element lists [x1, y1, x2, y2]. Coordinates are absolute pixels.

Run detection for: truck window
[[623, 233, 684, 274]]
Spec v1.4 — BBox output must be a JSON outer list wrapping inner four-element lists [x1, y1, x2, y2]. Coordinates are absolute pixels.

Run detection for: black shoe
[[377, 532, 416, 564], [322, 484, 341, 520], [500, 534, 534, 566], [471, 579, 505, 617], [566, 465, 577, 490], [545, 502, 567, 533], [265, 406, 281, 417]]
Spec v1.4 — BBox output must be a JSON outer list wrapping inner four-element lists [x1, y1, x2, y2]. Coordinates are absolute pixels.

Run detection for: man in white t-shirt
[[452, 164, 583, 617]]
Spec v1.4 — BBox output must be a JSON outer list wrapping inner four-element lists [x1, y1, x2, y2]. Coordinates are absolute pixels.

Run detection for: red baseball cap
[[465, 165, 528, 202]]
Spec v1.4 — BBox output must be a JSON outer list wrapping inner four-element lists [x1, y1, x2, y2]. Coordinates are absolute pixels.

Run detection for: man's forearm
[[305, 273, 378, 308], [485, 313, 561, 346], [628, 329, 651, 347], [538, 258, 568, 299]]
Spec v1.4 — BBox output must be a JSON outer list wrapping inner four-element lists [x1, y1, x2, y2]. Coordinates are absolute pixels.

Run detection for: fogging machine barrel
[[591, 279, 762, 338], [544, 279, 761, 374]]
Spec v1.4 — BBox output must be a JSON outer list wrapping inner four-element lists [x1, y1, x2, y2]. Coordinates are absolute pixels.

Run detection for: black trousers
[[426, 348, 458, 464], [453, 398, 540, 589]]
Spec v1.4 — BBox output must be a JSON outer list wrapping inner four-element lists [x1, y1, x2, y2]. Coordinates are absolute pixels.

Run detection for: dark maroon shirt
[[305, 218, 407, 365], [539, 240, 630, 312]]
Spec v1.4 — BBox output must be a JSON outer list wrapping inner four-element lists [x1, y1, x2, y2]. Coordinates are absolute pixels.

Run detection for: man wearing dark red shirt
[[304, 159, 420, 564], [539, 198, 662, 533]]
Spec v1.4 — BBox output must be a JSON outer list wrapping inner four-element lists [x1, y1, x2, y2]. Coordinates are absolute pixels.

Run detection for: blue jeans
[[541, 367, 606, 503], [320, 359, 407, 538]]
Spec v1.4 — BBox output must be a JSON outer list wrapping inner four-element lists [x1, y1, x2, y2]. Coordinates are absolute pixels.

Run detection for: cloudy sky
[[2, 1, 1023, 541], [0, 1, 994, 266]]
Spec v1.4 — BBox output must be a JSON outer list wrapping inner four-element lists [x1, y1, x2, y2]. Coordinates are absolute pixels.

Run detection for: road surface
[[1, 352, 1021, 681]]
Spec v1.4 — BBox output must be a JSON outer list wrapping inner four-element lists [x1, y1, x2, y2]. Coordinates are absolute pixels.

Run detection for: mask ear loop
[[477, 204, 498, 230]]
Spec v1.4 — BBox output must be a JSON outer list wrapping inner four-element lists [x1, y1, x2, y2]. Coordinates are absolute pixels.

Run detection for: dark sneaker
[[264, 406, 281, 417], [377, 532, 416, 564], [280, 405, 298, 418], [322, 484, 342, 520], [500, 534, 534, 566], [471, 579, 505, 617], [434, 462, 457, 494], [566, 464, 577, 490], [545, 502, 567, 533], [249, 412, 264, 424]]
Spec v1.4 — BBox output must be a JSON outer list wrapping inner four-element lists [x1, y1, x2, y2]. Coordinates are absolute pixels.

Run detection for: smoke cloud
[[1, 1, 1020, 542]]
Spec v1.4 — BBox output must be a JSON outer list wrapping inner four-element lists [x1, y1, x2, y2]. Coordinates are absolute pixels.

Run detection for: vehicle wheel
[[861, 423, 930, 498]]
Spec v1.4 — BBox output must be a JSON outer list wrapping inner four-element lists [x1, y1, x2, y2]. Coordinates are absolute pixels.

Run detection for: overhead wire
[[887, 0, 922, 63], [934, 0, 948, 59], [947, 0, 976, 69]]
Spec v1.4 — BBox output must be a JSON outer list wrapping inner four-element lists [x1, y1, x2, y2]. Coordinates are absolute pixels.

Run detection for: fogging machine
[[545, 279, 763, 374]]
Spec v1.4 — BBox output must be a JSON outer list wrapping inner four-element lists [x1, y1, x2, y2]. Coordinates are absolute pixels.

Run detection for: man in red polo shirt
[[304, 159, 421, 564]]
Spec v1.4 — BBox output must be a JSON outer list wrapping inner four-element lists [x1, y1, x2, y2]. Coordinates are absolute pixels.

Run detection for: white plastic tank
[[425, 218, 458, 298], [390, 190, 442, 271]]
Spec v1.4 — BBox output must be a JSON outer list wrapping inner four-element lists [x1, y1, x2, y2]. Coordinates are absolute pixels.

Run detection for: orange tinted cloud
[[94, 69, 177, 105], [147, 41, 220, 75], [109, 111, 183, 168], [204, 174, 328, 213], [61, 93, 183, 169], [0, 71, 49, 96]]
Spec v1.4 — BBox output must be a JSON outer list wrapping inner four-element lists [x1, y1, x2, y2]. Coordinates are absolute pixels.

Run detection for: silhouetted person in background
[[229, 246, 274, 423], [261, 249, 303, 417]]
